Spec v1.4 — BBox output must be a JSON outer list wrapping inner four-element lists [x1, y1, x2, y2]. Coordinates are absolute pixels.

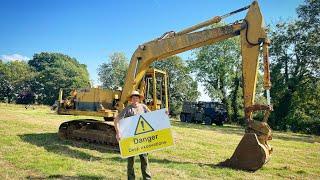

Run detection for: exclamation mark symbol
[[141, 121, 145, 131]]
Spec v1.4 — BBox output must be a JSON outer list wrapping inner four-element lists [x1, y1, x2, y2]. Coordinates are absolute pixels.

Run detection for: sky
[[0, 0, 303, 101]]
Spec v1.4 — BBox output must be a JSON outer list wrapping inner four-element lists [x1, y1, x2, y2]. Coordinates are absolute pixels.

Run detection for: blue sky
[[0, 0, 303, 100]]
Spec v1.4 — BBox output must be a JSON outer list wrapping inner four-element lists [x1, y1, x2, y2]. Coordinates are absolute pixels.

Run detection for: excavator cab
[[143, 68, 169, 111]]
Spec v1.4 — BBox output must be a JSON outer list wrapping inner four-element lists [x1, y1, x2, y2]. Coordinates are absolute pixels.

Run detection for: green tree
[[98, 52, 129, 89], [190, 33, 241, 122], [229, 65, 244, 124], [0, 61, 13, 102], [28, 52, 90, 105], [0, 76, 13, 102], [0, 60, 35, 103], [269, 0, 320, 134], [152, 56, 200, 116], [98, 53, 198, 115]]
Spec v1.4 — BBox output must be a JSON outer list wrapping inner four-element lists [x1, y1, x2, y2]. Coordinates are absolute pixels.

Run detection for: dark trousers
[[127, 154, 151, 180]]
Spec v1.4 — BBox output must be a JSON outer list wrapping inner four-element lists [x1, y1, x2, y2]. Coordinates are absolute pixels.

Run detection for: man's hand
[[116, 132, 121, 142]]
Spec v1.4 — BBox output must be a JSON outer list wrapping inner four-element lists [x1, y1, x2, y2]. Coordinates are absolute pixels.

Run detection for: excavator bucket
[[219, 133, 271, 171], [219, 118, 273, 171], [219, 0, 273, 171]]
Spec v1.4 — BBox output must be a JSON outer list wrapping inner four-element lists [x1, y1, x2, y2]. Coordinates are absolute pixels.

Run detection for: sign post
[[119, 108, 174, 158]]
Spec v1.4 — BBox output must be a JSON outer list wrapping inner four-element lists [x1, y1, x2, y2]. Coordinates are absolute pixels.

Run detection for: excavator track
[[58, 119, 119, 151]]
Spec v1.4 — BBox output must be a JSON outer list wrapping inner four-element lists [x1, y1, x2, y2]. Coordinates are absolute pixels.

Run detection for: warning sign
[[135, 116, 154, 135], [119, 108, 174, 158]]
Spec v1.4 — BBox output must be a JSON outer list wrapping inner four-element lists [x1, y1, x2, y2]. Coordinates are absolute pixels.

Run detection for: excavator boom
[[119, 23, 244, 108], [58, 1, 273, 171]]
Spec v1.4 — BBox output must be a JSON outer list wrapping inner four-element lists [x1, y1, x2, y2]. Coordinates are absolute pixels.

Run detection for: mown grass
[[0, 103, 319, 179]]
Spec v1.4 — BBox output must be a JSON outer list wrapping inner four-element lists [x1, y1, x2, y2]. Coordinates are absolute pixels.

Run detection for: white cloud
[[0, 54, 29, 62]]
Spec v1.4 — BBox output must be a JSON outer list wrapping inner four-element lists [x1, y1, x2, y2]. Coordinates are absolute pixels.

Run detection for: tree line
[[190, 0, 319, 134], [0, 0, 318, 134], [0, 53, 90, 105]]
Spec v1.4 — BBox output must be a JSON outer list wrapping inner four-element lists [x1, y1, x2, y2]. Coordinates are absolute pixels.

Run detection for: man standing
[[114, 90, 152, 180]]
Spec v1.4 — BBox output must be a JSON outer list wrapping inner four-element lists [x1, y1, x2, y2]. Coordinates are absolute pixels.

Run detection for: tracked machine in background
[[57, 1, 273, 171], [57, 68, 168, 147], [180, 101, 227, 126]]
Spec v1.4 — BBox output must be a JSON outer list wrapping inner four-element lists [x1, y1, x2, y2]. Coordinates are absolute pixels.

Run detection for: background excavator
[[57, 1, 273, 171]]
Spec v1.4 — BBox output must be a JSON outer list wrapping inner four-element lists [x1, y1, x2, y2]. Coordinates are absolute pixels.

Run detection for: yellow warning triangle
[[134, 116, 154, 135]]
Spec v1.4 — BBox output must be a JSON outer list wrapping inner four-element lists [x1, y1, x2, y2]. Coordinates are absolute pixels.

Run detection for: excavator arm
[[118, 4, 250, 109], [119, 1, 270, 112], [119, 1, 273, 171], [119, 23, 244, 109]]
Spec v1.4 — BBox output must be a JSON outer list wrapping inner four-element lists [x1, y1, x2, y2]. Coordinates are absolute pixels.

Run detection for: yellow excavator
[[57, 68, 169, 146], [57, 1, 273, 171]]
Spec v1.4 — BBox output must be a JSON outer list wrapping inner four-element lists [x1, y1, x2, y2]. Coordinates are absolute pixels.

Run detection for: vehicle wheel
[[180, 113, 186, 122], [215, 121, 223, 126], [185, 114, 192, 123], [195, 120, 202, 124], [204, 116, 212, 125], [104, 117, 114, 121]]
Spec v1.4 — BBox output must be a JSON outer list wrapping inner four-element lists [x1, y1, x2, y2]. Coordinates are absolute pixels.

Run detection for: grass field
[[0, 103, 319, 179]]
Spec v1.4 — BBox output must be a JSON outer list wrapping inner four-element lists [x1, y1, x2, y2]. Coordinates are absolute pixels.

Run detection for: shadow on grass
[[27, 174, 104, 179], [272, 133, 319, 143], [171, 120, 245, 136], [172, 120, 318, 143], [108, 156, 234, 171], [19, 133, 118, 161]]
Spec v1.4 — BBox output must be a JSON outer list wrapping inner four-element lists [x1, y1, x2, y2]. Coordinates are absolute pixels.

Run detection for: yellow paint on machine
[[119, 128, 174, 158]]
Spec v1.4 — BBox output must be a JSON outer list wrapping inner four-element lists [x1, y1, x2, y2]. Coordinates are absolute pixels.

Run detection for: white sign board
[[119, 108, 174, 158]]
